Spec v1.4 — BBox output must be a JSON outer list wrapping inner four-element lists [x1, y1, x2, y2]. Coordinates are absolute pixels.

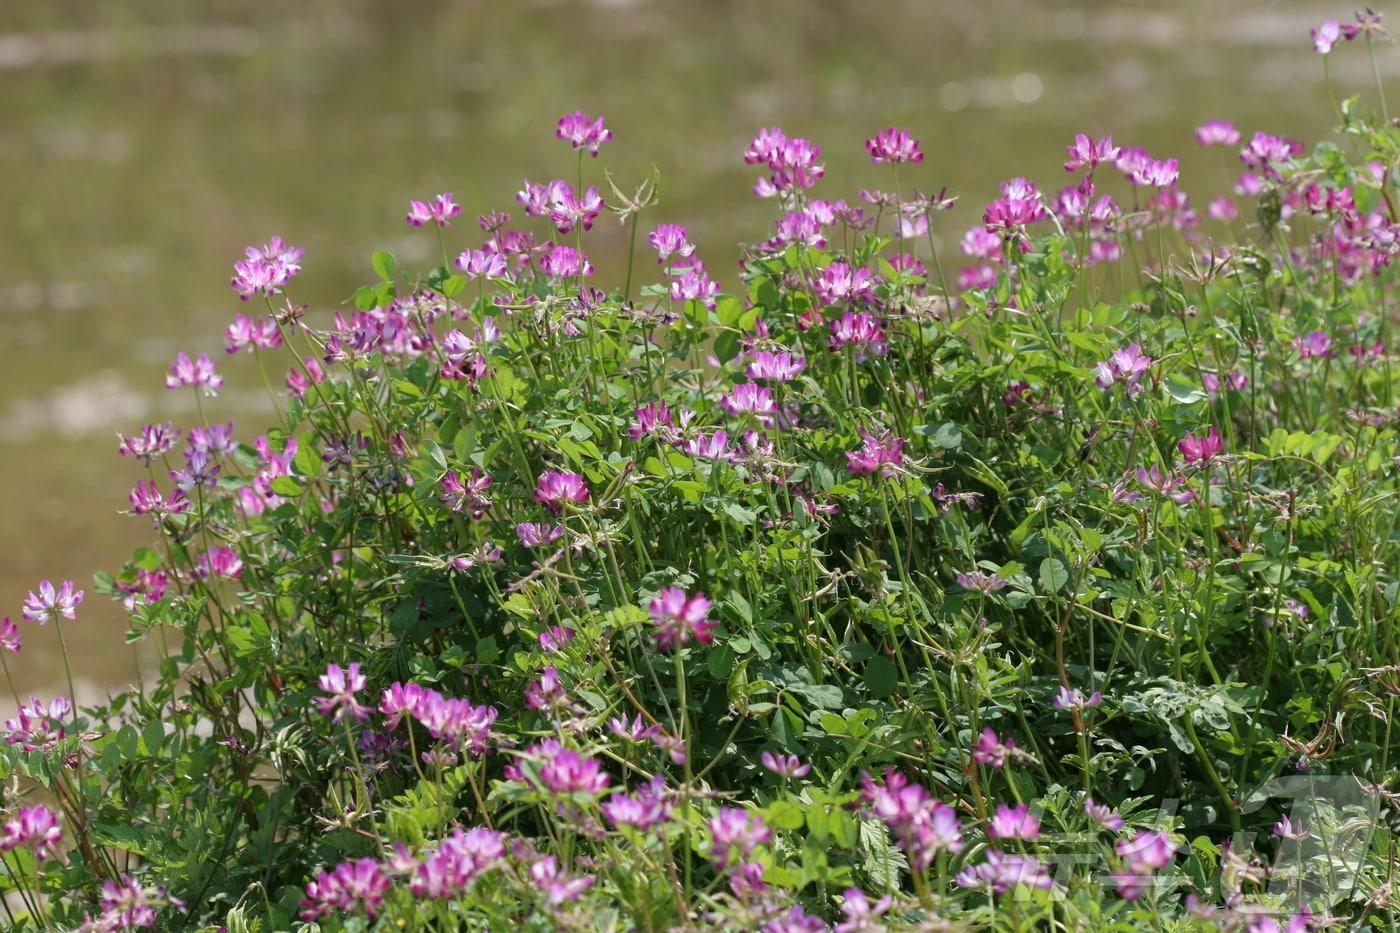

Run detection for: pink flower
[[747, 351, 805, 382], [316, 663, 370, 723], [815, 262, 876, 306], [649, 587, 717, 651], [708, 807, 771, 867], [530, 855, 596, 905], [455, 248, 508, 281], [194, 546, 243, 581], [1208, 196, 1238, 221], [225, 314, 283, 354], [956, 571, 1008, 594], [230, 237, 301, 299], [166, 353, 223, 396], [972, 728, 1017, 769], [828, 311, 886, 357], [860, 770, 962, 869], [865, 127, 924, 164], [721, 383, 776, 419], [537, 746, 610, 796], [287, 357, 326, 398], [761, 751, 811, 779], [836, 888, 893, 933], [118, 422, 181, 464], [629, 401, 675, 441], [1312, 19, 1343, 54], [1178, 426, 1223, 464], [405, 192, 461, 228], [22, 579, 83, 625], [0, 618, 18, 654], [0, 805, 61, 861], [774, 211, 826, 249], [441, 468, 493, 519], [845, 429, 904, 477], [1095, 343, 1152, 393], [681, 430, 736, 462], [648, 224, 695, 264], [556, 111, 611, 156], [1195, 120, 1241, 147], [516, 522, 565, 548], [1294, 330, 1333, 359], [4, 697, 70, 753], [540, 245, 593, 279], [534, 471, 588, 512], [1053, 685, 1103, 711], [1135, 465, 1196, 503], [379, 682, 427, 728], [548, 183, 604, 234], [670, 267, 719, 308], [524, 667, 573, 714], [956, 851, 1053, 895], [1085, 797, 1125, 830], [1064, 134, 1121, 173], [299, 858, 391, 921], [603, 776, 672, 830], [1130, 157, 1180, 188]]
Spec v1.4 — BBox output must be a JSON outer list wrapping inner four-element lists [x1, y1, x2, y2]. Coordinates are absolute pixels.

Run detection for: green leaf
[[863, 656, 898, 699], [1039, 557, 1069, 593], [371, 250, 397, 282]]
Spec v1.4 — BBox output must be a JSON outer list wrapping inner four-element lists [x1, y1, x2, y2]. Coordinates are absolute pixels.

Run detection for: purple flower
[[603, 776, 672, 830], [720, 383, 776, 420], [1274, 814, 1309, 841], [1095, 343, 1152, 393], [629, 401, 675, 441], [556, 111, 611, 157], [548, 183, 604, 235], [1085, 797, 1125, 830], [680, 430, 735, 462], [22, 579, 83, 625], [534, 471, 588, 512], [670, 266, 719, 308], [708, 807, 771, 867], [845, 429, 904, 477], [1135, 465, 1196, 503], [860, 770, 963, 869], [956, 570, 1009, 594], [0, 618, 19, 654], [516, 522, 565, 549], [406, 192, 461, 228], [524, 666, 577, 716], [1130, 157, 1180, 188], [166, 353, 223, 396], [531, 855, 596, 905], [231, 237, 301, 299], [118, 422, 181, 464], [1294, 330, 1333, 359], [416, 694, 498, 756], [316, 663, 370, 724], [865, 127, 924, 164], [455, 248, 508, 281], [835, 888, 893, 933], [4, 697, 70, 753], [956, 850, 1054, 895], [648, 224, 695, 264], [773, 210, 826, 249], [649, 587, 717, 651], [441, 468, 493, 519], [299, 858, 391, 921], [0, 805, 61, 861], [1195, 120, 1241, 147], [760, 751, 811, 779], [763, 906, 827, 933], [747, 351, 805, 382], [1312, 19, 1343, 53], [1052, 685, 1104, 712], [195, 546, 243, 581], [537, 747, 610, 796], [972, 728, 1018, 770], [987, 803, 1041, 840], [408, 827, 506, 899], [1064, 134, 1121, 173], [540, 245, 593, 279], [815, 262, 876, 306], [1178, 426, 1223, 464], [1117, 829, 1177, 870], [379, 682, 427, 728]]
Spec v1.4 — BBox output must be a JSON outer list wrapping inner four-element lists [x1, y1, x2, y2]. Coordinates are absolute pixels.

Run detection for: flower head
[[316, 663, 370, 723], [988, 803, 1040, 840], [760, 751, 811, 779], [556, 111, 611, 156], [1178, 426, 1223, 464], [22, 579, 83, 625], [865, 127, 924, 164], [1064, 134, 1121, 173], [534, 471, 588, 512], [405, 193, 461, 228], [166, 353, 223, 396], [648, 587, 717, 651], [0, 805, 62, 860]]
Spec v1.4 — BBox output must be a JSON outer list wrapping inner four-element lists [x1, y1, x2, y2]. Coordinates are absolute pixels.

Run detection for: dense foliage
[[2, 13, 1400, 931]]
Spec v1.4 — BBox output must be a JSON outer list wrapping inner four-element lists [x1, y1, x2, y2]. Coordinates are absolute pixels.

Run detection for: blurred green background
[[0, 0, 1365, 701]]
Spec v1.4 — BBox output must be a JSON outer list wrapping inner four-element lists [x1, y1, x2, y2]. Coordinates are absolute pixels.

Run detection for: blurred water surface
[[0, 0, 1369, 700]]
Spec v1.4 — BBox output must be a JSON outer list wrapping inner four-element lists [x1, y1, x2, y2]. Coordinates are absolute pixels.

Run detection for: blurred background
[[0, 0, 1375, 703]]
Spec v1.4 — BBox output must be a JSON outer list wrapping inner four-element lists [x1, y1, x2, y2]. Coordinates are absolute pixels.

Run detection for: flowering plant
[[2, 20, 1399, 932]]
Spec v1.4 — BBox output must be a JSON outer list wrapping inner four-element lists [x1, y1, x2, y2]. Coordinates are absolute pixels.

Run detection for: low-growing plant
[[2, 12, 1400, 932]]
